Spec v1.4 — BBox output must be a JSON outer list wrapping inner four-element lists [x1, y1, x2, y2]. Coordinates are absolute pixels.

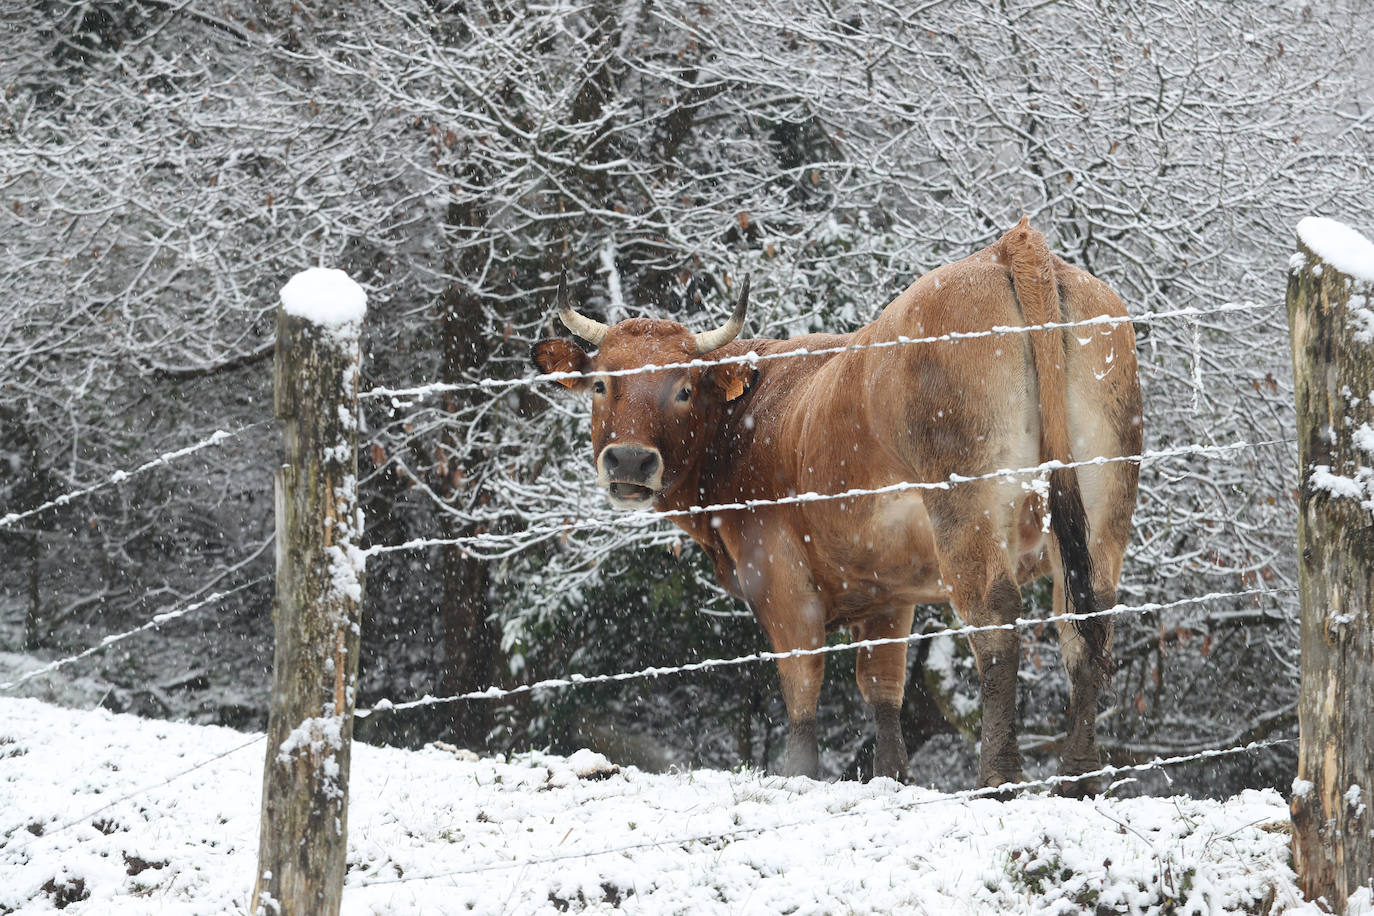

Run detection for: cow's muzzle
[[597, 445, 663, 508]]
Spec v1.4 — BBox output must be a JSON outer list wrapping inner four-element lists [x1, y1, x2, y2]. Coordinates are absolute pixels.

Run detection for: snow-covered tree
[[3, 0, 1372, 786]]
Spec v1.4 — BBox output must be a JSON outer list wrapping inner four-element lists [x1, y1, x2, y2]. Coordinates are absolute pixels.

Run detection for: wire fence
[[0, 292, 1304, 889], [4, 294, 1296, 737]]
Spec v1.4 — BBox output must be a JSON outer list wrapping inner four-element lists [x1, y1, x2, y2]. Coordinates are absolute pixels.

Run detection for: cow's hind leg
[[1052, 572, 1114, 797], [1053, 464, 1132, 797], [853, 605, 916, 781], [967, 577, 1026, 790], [925, 488, 1026, 790], [1054, 263, 1141, 796]]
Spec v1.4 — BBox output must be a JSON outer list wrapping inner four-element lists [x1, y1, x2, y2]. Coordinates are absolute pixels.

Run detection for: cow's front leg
[[853, 606, 916, 782], [754, 600, 825, 778], [773, 650, 824, 778], [730, 519, 826, 778]]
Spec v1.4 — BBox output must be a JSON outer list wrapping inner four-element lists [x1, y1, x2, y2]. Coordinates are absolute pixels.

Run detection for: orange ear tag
[[555, 357, 580, 388], [724, 376, 746, 401]]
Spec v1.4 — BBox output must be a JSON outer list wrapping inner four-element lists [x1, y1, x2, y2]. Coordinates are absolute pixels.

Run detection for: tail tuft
[[1048, 467, 1110, 676]]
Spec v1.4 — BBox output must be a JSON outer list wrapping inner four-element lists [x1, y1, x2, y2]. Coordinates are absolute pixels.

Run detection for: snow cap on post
[[1296, 217, 1374, 284], [280, 267, 368, 336]]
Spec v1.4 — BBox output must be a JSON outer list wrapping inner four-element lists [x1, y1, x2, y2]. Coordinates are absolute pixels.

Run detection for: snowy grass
[[0, 696, 1316, 915]]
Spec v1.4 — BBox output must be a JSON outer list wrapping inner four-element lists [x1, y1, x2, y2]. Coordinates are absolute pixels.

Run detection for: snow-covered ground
[[0, 696, 1323, 915]]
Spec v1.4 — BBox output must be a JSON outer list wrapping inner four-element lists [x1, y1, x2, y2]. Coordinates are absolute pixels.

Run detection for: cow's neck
[[652, 388, 751, 548], [654, 446, 714, 543], [652, 419, 748, 599]]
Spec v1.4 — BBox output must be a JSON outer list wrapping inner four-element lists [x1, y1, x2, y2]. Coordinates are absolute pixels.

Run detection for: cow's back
[[701, 238, 1138, 625]]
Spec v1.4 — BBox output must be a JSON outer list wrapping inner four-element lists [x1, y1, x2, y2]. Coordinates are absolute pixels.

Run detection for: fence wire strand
[[356, 586, 1292, 717], [0, 576, 269, 692], [363, 300, 1273, 402], [350, 737, 1292, 887], [2, 734, 266, 853], [0, 421, 272, 531], [365, 438, 1290, 558]]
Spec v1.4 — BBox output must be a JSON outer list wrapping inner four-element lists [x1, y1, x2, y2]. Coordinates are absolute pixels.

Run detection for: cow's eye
[[675, 385, 692, 403], [592, 379, 606, 396]]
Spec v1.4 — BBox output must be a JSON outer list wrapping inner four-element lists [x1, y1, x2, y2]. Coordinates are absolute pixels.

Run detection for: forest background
[[3, 0, 1372, 793]]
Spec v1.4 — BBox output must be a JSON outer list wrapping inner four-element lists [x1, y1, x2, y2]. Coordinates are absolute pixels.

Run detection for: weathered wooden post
[[253, 268, 367, 916], [1287, 216, 1374, 913]]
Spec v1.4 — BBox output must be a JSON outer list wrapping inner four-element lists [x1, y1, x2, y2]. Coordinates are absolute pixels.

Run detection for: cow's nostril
[[604, 450, 621, 472], [637, 452, 658, 477]]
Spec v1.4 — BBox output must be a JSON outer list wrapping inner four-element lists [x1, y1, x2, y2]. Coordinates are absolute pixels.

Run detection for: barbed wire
[[2, 733, 266, 852], [350, 737, 1292, 887], [363, 300, 1272, 402], [0, 576, 269, 692], [355, 586, 1292, 717], [0, 421, 272, 531], [365, 438, 1290, 558]]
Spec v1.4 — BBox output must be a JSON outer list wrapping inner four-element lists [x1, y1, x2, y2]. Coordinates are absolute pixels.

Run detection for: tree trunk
[[439, 512, 496, 746], [1, 411, 51, 650], [1287, 232, 1374, 912], [254, 282, 366, 916], [436, 273, 499, 749]]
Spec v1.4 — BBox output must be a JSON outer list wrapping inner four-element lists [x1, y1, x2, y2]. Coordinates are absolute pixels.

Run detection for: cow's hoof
[[872, 705, 907, 783], [1053, 769, 1101, 798], [780, 721, 819, 779], [872, 740, 908, 783], [977, 771, 1027, 801], [1055, 755, 1102, 798]]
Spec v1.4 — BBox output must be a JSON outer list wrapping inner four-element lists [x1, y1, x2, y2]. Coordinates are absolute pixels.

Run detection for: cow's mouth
[[607, 482, 656, 507]]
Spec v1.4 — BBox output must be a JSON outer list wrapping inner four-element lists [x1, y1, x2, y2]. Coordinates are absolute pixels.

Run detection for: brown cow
[[532, 219, 1141, 790]]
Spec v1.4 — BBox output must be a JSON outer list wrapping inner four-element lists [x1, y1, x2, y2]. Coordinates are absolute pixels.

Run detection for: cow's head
[[532, 275, 756, 509]]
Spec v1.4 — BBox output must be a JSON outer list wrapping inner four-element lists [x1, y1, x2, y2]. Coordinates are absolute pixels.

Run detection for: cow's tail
[[1000, 217, 1109, 677]]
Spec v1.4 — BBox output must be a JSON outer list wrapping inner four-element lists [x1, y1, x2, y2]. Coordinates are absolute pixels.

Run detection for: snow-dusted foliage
[[2, 0, 1373, 784]]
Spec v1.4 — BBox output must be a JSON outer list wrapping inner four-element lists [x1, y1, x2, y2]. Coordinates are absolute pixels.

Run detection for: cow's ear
[[709, 361, 756, 402], [531, 339, 592, 391]]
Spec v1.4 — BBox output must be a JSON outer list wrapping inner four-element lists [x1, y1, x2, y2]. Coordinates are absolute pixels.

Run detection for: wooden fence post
[[253, 268, 367, 916], [1287, 217, 1374, 913]]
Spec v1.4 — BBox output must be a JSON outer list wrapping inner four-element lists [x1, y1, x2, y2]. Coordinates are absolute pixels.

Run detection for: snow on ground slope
[[0, 697, 1314, 915]]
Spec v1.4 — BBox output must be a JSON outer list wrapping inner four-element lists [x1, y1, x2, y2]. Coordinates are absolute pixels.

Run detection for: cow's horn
[[555, 270, 609, 346], [693, 276, 749, 354]]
